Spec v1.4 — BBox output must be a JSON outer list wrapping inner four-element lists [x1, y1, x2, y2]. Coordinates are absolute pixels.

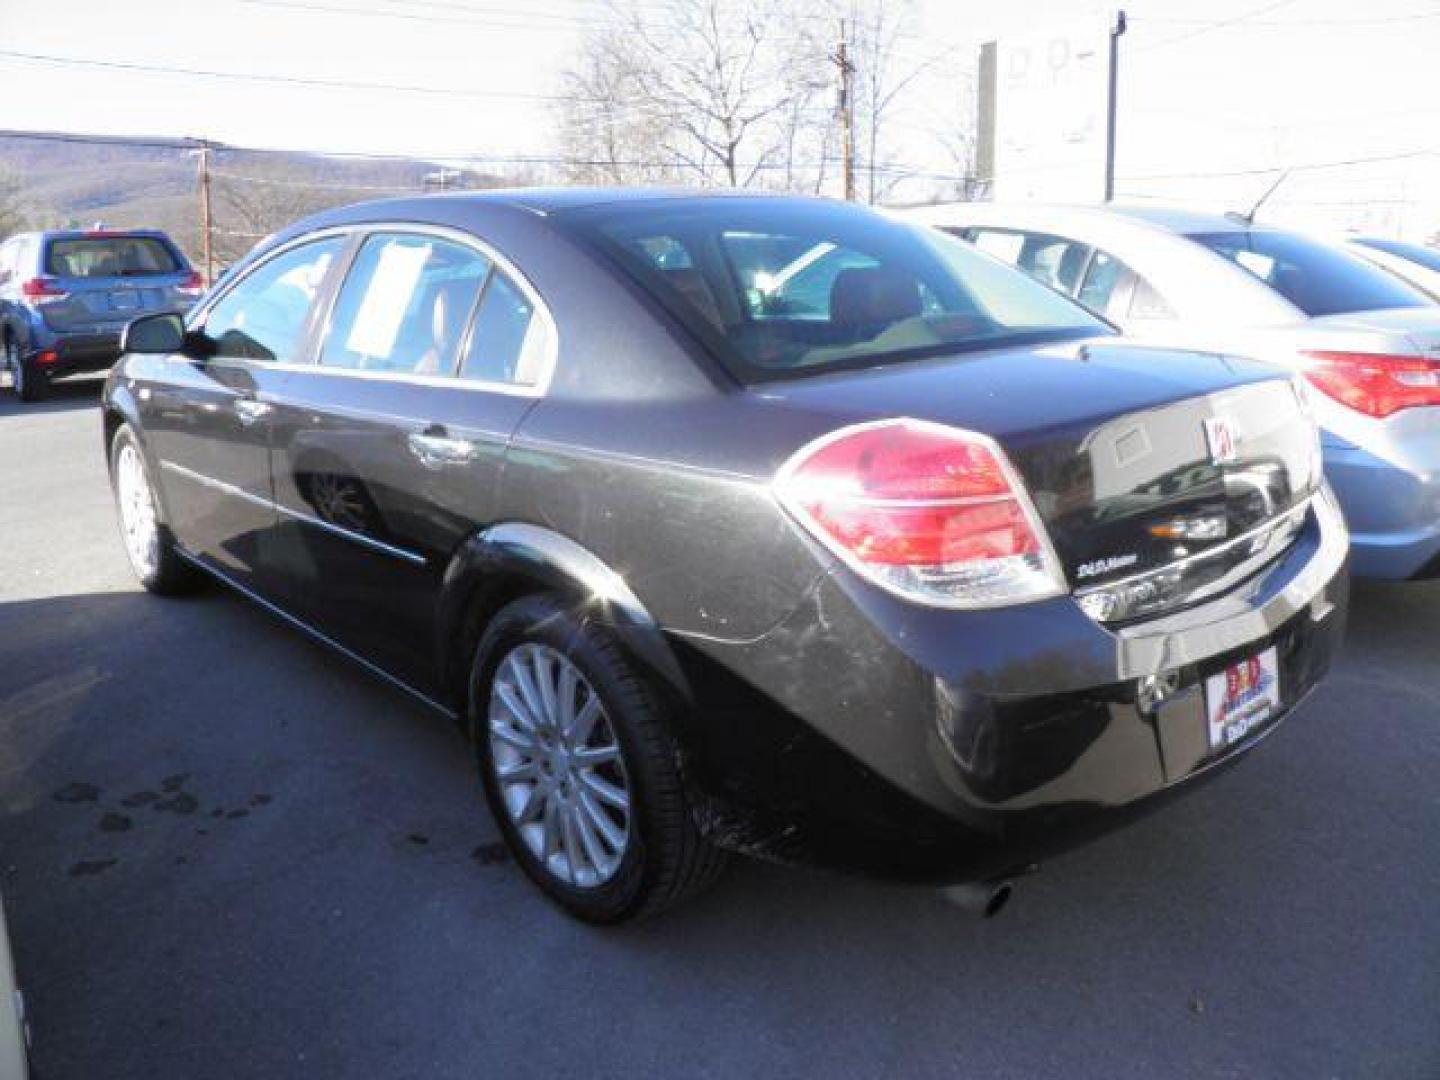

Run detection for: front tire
[[108, 423, 199, 595], [470, 595, 725, 923]]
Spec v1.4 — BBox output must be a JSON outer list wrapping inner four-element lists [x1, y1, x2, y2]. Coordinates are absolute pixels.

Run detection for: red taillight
[[35, 350, 57, 366], [176, 270, 205, 296], [774, 419, 1065, 608], [1301, 351, 1440, 418], [20, 277, 67, 302]]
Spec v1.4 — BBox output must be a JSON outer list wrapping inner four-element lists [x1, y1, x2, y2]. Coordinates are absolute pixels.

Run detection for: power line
[[1118, 146, 1439, 183], [232, 0, 946, 49], [234, 0, 607, 29], [1132, 6, 1440, 27], [1132, 0, 1300, 53], [0, 48, 585, 103]]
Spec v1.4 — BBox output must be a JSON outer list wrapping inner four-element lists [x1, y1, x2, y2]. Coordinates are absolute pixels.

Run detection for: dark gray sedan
[[102, 190, 1348, 922]]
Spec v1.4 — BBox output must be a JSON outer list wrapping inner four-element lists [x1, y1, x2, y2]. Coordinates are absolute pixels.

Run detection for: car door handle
[[234, 399, 271, 426], [407, 428, 474, 468]]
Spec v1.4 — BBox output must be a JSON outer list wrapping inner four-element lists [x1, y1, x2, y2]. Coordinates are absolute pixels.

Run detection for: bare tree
[[210, 162, 382, 265], [558, 0, 831, 189], [556, 28, 680, 186]]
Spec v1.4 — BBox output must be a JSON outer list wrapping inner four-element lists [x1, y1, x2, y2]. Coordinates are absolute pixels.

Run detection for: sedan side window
[[459, 270, 547, 386], [968, 230, 1093, 298], [322, 233, 491, 375], [1076, 250, 1137, 320], [968, 229, 1026, 266], [1128, 275, 1176, 321], [204, 238, 343, 362]]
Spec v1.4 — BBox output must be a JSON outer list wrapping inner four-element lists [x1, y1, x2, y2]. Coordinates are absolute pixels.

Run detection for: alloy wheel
[[488, 643, 632, 888], [310, 471, 370, 531], [115, 442, 160, 578]]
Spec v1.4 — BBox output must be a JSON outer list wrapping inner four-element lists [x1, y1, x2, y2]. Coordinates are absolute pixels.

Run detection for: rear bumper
[[30, 332, 122, 378], [1323, 433, 1440, 580], [680, 486, 1349, 882]]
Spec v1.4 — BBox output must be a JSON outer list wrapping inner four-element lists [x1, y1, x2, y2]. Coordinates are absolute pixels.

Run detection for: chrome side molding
[[158, 459, 428, 567]]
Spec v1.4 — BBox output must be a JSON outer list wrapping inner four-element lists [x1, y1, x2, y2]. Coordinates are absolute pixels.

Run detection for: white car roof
[[900, 201, 1305, 326]]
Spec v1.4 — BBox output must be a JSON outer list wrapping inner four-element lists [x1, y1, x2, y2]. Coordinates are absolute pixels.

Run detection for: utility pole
[[1104, 10, 1127, 203], [194, 138, 214, 284], [835, 21, 856, 202]]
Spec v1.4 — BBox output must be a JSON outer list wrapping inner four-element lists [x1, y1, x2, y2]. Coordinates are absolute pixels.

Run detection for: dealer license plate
[[1205, 647, 1281, 750]]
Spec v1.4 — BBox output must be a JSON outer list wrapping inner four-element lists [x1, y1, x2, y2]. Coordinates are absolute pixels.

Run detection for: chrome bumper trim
[[1114, 483, 1348, 679]]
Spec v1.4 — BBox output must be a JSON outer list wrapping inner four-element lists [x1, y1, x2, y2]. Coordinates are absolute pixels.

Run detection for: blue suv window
[[45, 236, 180, 278]]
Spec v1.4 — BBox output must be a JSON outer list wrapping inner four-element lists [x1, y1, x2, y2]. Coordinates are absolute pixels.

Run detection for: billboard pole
[[1105, 9, 1128, 203]]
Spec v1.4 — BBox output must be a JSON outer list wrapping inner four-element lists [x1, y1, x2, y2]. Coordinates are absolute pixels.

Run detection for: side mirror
[[121, 313, 186, 355]]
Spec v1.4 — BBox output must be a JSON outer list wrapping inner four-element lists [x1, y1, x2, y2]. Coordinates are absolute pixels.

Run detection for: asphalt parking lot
[[0, 377, 1436, 1079]]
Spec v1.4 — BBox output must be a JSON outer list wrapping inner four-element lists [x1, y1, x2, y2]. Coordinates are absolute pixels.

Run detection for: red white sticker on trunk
[[1205, 647, 1281, 750], [1204, 417, 1239, 464]]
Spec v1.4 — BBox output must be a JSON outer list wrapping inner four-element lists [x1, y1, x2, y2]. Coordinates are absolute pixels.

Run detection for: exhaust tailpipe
[[941, 879, 1014, 918]]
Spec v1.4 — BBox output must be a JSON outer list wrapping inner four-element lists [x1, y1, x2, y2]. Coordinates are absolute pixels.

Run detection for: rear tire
[[470, 594, 726, 923], [108, 423, 200, 595], [6, 337, 44, 402]]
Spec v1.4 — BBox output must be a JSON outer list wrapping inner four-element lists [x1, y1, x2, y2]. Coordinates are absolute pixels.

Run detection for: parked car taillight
[[19, 277, 67, 304], [176, 270, 205, 298], [1300, 351, 1440, 418], [774, 418, 1066, 608]]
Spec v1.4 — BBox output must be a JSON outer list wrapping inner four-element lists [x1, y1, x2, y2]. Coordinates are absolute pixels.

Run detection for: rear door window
[[967, 228, 1025, 265], [203, 237, 343, 362], [44, 236, 181, 278], [964, 229, 1094, 298], [321, 233, 491, 376]]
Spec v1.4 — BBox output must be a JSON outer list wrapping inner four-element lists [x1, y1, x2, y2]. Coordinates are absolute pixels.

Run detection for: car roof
[[904, 200, 1282, 239], [1105, 204, 1261, 235], [406, 185, 801, 215], [28, 229, 175, 241], [898, 200, 1309, 325]]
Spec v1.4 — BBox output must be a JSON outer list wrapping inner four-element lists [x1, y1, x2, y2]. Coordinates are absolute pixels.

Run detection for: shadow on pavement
[[0, 375, 104, 419]]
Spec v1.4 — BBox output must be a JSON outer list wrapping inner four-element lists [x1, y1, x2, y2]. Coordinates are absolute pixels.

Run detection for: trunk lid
[[39, 276, 187, 333], [763, 338, 1322, 613], [1303, 305, 1440, 357]]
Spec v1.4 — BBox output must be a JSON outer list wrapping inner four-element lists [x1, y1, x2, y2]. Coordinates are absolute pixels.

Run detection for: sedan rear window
[[1353, 237, 1440, 274], [44, 236, 180, 278], [565, 199, 1107, 383], [1188, 229, 1431, 318]]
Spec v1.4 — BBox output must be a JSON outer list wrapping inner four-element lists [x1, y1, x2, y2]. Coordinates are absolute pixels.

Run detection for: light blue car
[[905, 202, 1440, 580]]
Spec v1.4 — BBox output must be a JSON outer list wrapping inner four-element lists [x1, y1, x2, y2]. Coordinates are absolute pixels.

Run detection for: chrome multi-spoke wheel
[[474, 595, 726, 922], [115, 442, 160, 578], [488, 642, 631, 888], [108, 425, 199, 596], [310, 471, 371, 531]]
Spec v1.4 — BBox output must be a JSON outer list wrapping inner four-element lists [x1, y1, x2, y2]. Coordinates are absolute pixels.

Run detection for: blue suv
[[0, 229, 203, 401]]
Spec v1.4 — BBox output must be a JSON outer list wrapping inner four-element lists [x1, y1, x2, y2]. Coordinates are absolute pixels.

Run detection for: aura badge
[[1204, 416, 1239, 465]]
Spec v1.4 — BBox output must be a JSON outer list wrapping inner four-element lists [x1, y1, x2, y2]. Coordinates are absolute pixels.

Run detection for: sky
[[0, 0, 1437, 236]]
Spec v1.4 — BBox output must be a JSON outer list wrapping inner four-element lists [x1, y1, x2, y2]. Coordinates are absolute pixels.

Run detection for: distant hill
[[0, 131, 513, 266]]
